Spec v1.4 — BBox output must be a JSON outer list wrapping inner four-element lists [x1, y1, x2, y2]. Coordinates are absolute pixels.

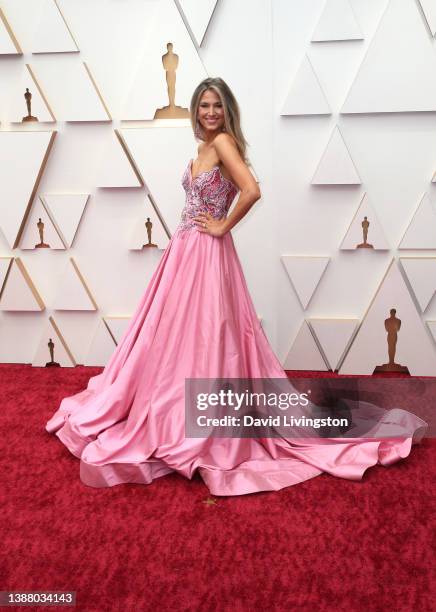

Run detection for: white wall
[[1, 0, 436, 375]]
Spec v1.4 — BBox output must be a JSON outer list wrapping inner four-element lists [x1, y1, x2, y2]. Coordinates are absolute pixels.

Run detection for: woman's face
[[197, 89, 225, 136]]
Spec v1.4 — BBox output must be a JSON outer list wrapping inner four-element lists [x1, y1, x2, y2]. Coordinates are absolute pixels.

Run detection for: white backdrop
[[1, 0, 436, 375]]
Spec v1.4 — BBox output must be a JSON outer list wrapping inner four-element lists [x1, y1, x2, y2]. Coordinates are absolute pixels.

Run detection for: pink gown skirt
[[45, 226, 427, 496]]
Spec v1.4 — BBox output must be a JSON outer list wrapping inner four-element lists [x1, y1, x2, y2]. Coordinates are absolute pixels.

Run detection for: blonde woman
[[46, 78, 427, 496]]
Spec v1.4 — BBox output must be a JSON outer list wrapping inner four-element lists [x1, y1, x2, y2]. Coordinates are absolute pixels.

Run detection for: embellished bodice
[[176, 159, 239, 233]]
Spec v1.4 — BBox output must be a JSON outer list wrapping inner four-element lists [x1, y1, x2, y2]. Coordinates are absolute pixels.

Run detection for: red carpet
[[0, 364, 434, 611]]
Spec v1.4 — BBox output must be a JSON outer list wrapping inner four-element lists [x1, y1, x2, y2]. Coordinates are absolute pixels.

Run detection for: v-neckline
[[189, 158, 219, 182], [188, 158, 238, 191]]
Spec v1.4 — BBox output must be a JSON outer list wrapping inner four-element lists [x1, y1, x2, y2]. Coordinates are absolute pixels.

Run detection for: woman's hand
[[193, 212, 228, 237]]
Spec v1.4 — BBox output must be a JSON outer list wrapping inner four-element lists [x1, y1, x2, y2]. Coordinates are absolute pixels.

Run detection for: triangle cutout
[[418, 0, 436, 36], [309, 318, 358, 370], [40, 194, 90, 248], [53, 257, 98, 310], [97, 130, 143, 188], [400, 257, 436, 312], [340, 192, 390, 250], [342, 0, 436, 113], [84, 318, 117, 366], [0, 8, 22, 54], [0, 131, 57, 249], [283, 321, 329, 371], [177, 0, 218, 46], [19, 196, 65, 250], [399, 193, 436, 249], [32, 316, 76, 367], [312, 0, 363, 42], [281, 256, 330, 309], [0, 258, 45, 311], [281, 54, 331, 116], [32, 0, 79, 53], [339, 259, 436, 375], [8, 64, 55, 123], [312, 125, 361, 184]]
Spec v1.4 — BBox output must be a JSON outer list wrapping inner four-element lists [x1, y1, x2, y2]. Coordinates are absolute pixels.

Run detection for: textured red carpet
[[0, 364, 434, 612]]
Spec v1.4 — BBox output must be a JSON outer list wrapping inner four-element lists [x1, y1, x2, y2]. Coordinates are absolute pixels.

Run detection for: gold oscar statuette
[[357, 216, 373, 249], [46, 338, 60, 367], [373, 308, 410, 374], [35, 218, 50, 248], [154, 42, 190, 119], [22, 88, 39, 122], [142, 217, 158, 248]]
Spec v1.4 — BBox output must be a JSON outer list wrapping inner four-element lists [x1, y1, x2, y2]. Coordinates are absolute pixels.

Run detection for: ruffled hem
[[47, 413, 427, 497]]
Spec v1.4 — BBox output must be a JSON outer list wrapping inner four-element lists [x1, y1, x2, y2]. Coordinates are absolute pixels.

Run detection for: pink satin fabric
[[45, 159, 428, 496]]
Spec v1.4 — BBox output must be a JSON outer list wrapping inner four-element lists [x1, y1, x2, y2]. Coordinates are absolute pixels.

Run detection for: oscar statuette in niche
[[22, 88, 38, 122], [154, 42, 190, 119], [142, 217, 158, 248], [373, 308, 410, 374], [357, 216, 373, 249], [46, 338, 60, 368], [35, 218, 50, 248]]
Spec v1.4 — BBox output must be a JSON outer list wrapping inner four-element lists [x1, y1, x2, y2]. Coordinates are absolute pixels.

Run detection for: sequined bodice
[[176, 159, 239, 233]]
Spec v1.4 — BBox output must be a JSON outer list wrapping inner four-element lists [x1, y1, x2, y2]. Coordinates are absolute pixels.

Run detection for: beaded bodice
[[176, 159, 238, 232]]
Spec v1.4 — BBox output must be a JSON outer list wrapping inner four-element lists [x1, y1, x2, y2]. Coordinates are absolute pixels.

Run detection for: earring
[[195, 121, 203, 139]]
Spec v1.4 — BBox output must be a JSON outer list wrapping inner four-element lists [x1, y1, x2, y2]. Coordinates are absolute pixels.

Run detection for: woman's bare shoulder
[[213, 132, 237, 148]]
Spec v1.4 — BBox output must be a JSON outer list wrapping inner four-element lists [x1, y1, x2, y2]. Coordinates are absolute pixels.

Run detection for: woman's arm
[[194, 133, 261, 236]]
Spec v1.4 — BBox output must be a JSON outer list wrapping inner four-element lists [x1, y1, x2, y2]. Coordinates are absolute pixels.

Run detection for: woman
[[46, 77, 427, 496]]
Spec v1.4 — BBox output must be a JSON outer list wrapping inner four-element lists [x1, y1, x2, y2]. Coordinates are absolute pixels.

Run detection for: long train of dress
[[45, 159, 428, 495]]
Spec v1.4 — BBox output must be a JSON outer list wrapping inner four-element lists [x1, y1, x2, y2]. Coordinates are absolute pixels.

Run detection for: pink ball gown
[[45, 158, 428, 496]]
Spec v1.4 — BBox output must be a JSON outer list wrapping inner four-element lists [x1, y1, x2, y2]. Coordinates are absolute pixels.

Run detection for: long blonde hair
[[190, 77, 250, 165]]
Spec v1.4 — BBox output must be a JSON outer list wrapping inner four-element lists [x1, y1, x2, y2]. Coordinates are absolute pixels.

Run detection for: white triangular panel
[[281, 256, 330, 309], [130, 200, 170, 250], [19, 197, 65, 250], [400, 257, 436, 312], [31, 61, 110, 122], [340, 260, 436, 376], [105, 316, 131, 344], [281, 55, 331, 115], [32, 0, 79, 53], [123, 0, 208, 120], [84, 318, 116, 366], [283, 321, 328, 371], [0, 131, 56, 249], [32, 316, 76, 367], [8, 64, 55, 123], [399, 193, 436, 250], [312, 126, 361, 185], [341, 0, 436, 113], [122, 126, 195, 233], [178, 0, 218, 46], [309, 318, 359, 370], [40, 194, 90, 248], [419, 0, 436, 36], [53, 258, 97, 311], [0, 258, 45, 311], [340, 193, 390, 250], [0, 257, 13, 294], [426, 320, 436, 343], [312, 0, 363, 42], [96, 130, 142, 188], [0, 8, 22, 54]]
